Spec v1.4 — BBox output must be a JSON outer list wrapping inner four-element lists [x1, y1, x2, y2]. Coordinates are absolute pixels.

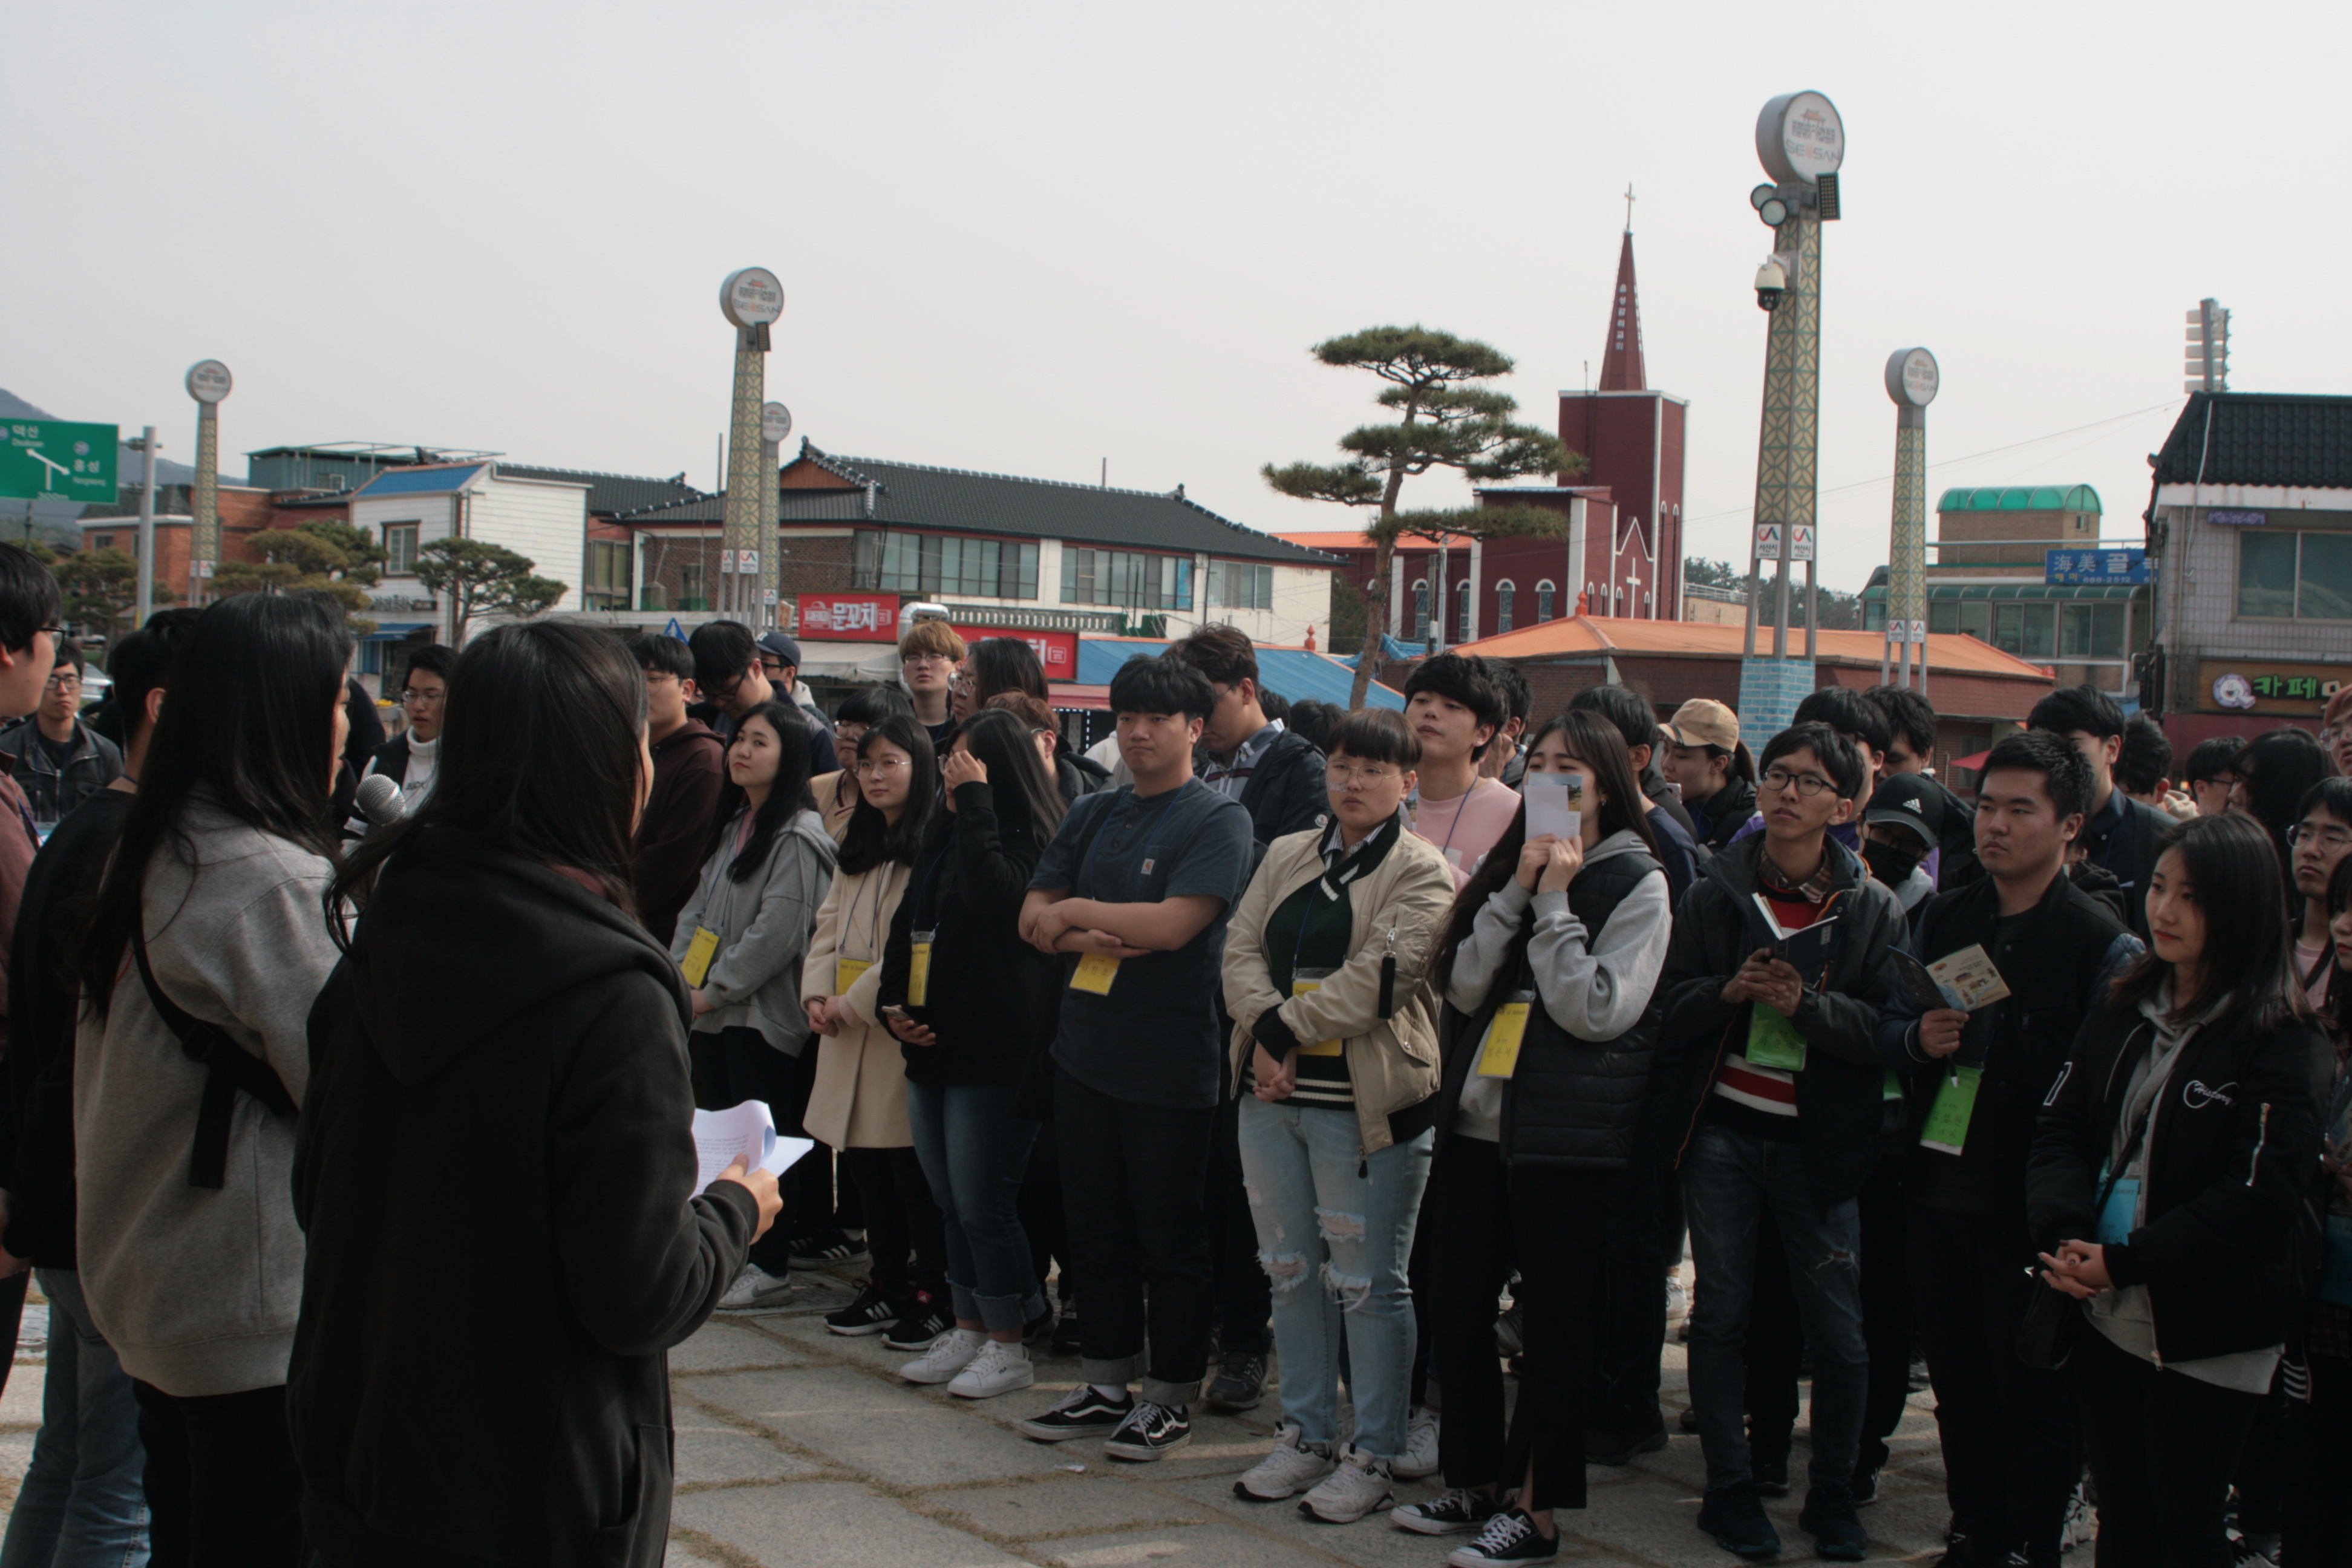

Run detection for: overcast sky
[[7, 1, 2341, 594]]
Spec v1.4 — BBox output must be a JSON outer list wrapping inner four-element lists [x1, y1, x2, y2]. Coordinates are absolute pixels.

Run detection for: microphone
[[354, 773, 409, 828]]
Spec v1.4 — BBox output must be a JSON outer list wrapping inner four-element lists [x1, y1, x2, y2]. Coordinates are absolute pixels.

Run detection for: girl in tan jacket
[[803, 714, 950, 1350]]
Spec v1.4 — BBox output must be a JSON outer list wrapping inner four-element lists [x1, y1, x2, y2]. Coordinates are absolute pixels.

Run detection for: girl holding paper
[[803, 714, 950, 1350], [1218, 707, 1457, 1524], [1396, 710, 1670, 1563]]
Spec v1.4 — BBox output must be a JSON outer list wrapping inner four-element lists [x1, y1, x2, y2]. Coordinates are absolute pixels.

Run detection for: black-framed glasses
[[1759, 766, 1837, 798], [42, 671, 80, 691]]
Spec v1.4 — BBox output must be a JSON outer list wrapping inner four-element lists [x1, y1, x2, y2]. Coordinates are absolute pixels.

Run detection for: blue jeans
[[905, 1081, 1047, 1333], [0, 1270, 149, 1568], [1237, 1096, 1432, 1458], [1683, 1122, 1867, 1493]]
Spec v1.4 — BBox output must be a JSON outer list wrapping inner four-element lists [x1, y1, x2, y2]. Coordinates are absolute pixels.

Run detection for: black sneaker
[[1445, 1508, 1559, 1566], [1851, 1465, 1881, 1506], [1751, 1446, 1791, 1498], [1394, 1488, 1503, 1537], [788, 1227, 872, 1270], [1021, 1305, 1056, 1348], [1019, 1385, 1133, 1442], [1697, 1480, 1783, 1561], [1677, 1405, 1702, 1434], [823, 1280, 906, 1337], [1051, 1303, 1083, 1357], [881, 1292, 951, 1351], [1800, 1483, 1869, 1562], [1103, 1400, 1192, 1462], [1205, 1349, 1267, 1412], [1584, 1411, 1669, 1466]]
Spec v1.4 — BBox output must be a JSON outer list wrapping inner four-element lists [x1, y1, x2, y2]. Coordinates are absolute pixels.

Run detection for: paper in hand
[[1889, 949, 1956, 1011], [691, 1100, 814, 1195], [1927, 944, 2012, 1011], [1746, 893, 1840, 976], [1521, 772, 1583, 845]]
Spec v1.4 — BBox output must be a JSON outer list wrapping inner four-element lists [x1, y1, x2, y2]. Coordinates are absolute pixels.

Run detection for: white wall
[[470, 475, 590, 614]]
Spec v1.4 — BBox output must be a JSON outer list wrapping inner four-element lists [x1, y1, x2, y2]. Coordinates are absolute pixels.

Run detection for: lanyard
[[912, 841, 953, 929], [1086, 783, 1187, 904], [840, 862, 895, 960]]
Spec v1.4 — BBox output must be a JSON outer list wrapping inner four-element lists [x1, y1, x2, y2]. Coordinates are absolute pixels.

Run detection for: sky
[[6, 1, 2344, 594]]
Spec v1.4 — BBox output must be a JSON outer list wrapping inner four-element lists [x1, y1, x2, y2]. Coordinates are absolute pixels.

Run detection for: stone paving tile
[[926, 1474, 1215, 1540], [668, 1320, 817, 1374], [673, 1480, 1025, 1567], [1039, 1520, 1370, 1568], [0, 1367, 41, 1430], [687, 1367, 1072, 1488], [675, 1412, 823, 1488]]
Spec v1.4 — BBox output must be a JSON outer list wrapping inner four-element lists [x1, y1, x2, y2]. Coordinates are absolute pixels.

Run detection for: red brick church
[[1284, 216, 1689, 644]]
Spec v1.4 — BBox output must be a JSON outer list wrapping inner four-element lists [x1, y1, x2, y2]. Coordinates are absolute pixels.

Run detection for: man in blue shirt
[[1017, 657, 1255, 1462]]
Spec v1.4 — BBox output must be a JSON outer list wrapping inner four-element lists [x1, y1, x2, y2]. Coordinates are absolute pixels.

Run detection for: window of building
[[2060, 602, 2126, 659], [878, 532, 1039, 600], [384, 522, 420, 575], [1494, 580, 1516, 634], [1535, 580, 1555, 622], [678, 563, 709, 611], [1928, 599, 1993, 641], [1991, 601, 2056, 661], [1455, 580, 1472, 643], [2239, 529, 2352, 620], [1411, 580, 1429, 642], [1061, 548, 1191, 611], [92, 533, 116, 551], [584, 540, 632, 610], [1207, 559, 1272, 610]]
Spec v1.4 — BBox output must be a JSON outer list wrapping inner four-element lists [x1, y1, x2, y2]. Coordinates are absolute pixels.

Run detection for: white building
[[345, 462, 591, 644]]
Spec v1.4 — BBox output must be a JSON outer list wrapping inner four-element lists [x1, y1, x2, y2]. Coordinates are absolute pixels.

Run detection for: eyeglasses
[[902, 652, 955, 668], [42, 673, 80, 692], [854, 757, 912, 778], [1759, 767, 1837, 798], [36, 626, 62, 640], [759, 659, 786, 676], [1325, 762, 1400, 787], [400, 688, 445, 705], [2289, 823, 2352, 852], [834, 721, 868, 740]]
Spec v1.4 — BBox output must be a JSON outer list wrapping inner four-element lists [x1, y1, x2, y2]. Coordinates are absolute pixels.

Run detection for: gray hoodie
[[74, 800, 342, 1397], [670, 807, 838, 1055], [1442, 828, 1674, 1141]]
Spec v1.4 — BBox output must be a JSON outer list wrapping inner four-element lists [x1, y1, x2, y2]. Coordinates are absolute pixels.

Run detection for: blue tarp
[[1336, 634, 1430, 668], [350, 464, 486, 497], [1076, 639, 1404, 710]]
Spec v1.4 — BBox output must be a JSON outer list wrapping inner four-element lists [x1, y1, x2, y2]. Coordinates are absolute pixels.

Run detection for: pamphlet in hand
[[1925, 944, 2012, 1011], [1745, 893, 1840, 976], [1522, 773, 1583, 845], [691, 1100, 814, 1195], [1889, 949, 1956, 1011]]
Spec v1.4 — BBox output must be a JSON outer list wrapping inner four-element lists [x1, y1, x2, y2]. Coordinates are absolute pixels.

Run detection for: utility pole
[[131, 426, 158, 628]]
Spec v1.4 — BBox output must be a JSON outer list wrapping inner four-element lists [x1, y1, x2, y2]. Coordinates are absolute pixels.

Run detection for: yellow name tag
[[836, 958, 873, 994], [1475, 1002, 1532, 1078], [1292, 976, 1342, 1056], [909, 939, 933, 1007], [1069, 952, 1122, 995], [681, 926, 719, 989]]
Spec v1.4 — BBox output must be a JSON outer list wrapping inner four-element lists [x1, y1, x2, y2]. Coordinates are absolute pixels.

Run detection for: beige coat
[[1221, 822, 1457, 1154], [802, 858, 914, 1149]]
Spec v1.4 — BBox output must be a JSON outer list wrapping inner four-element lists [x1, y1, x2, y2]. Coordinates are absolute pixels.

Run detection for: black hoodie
[[290, 829, 756, 1568]]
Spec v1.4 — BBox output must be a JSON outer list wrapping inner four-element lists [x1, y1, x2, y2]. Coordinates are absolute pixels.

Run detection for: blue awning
[[350, 465, 485, 497], [1076, 638, 1403, 710]]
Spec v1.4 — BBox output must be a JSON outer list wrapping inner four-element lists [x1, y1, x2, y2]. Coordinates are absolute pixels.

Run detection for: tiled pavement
[[0, 1273, 1967, 1564]]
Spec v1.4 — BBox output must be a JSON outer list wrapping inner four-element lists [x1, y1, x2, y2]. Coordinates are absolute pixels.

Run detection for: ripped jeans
[[1682, 1121, 1868, 1494], [1237, 1095, 1432, 1458]]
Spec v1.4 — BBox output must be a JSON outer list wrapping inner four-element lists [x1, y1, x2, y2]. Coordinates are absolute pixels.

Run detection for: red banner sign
[[958, 626, 1079, 677], [795, 592, 899, 642]]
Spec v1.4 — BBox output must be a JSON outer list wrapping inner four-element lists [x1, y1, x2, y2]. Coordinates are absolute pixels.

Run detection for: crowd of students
[[0, 528, 2347, 1567]]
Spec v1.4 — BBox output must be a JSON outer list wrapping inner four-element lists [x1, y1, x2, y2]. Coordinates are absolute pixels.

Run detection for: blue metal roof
[[1076, 638, 1404, 710], [350, 464, 486, 497]]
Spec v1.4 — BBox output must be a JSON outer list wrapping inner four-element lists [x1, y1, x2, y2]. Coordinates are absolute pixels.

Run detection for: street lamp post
[[1883, 348, 1939, 694], [185, 361, 231, 606], [719, 269, 783, 624], [760, 401, 791, 629]]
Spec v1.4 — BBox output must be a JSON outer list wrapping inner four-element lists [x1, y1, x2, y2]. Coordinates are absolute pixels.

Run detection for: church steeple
[[1598, 196, 1647, 393]]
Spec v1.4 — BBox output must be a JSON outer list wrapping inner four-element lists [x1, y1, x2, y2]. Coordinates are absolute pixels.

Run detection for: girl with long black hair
[[1396, 710, 1670, 1564], [879, 708, 1069, 1398], [670, 698, 838, 1310], [70, 593, 350, 1567], [292, 619, 778, 1568], [805, 715, 954, 1350], [2028, 812, 2327, 1568]]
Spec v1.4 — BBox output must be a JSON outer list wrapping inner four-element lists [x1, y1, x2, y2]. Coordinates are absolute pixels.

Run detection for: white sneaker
[[1665, 1276, 1690, 1319], [716, 1263, 794, 1312], [1301, 1445, 1394, 1523], [1393, 1408, 1441, 1480], [947, 1338, 1036, 1399], [1233, 1423, 1336, 1501], [901, 1327, 986, 1385], [2062, 1480, 2096, 1553]]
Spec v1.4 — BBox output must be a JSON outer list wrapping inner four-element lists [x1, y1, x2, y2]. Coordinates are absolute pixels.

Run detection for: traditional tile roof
[[616, 442, 1339, 567], [2150, 393, 2352, 489], [495, 463, 705, 518]]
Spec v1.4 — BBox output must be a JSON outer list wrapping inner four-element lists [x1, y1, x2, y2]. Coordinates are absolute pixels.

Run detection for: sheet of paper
[[1521, 773, 1583, 845], [1929, 944, 2013, 1011], [1889, 949, 1956, 1011], [691, 1100, 814, 1195]]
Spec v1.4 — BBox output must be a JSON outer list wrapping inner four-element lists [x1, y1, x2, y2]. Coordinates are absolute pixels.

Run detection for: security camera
[[1754, 258, 1788, 313]]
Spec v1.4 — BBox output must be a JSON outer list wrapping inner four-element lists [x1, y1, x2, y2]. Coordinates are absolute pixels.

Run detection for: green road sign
[[0, 420, 120, 503]]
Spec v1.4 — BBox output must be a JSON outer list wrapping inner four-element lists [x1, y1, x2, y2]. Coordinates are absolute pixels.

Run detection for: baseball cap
[[1662, 698, 1739, 753], [754, 630, 802, 668], [1863, 773, 1944, 850]]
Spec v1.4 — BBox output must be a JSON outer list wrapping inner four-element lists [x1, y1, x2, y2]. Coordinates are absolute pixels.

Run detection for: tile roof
[[496, 463, 705, 517], [618, 443, 1340, 567], [1452, 614, 2054, 679], [1275, 530, 1451, 552], [2150, 393, 2352, 489]]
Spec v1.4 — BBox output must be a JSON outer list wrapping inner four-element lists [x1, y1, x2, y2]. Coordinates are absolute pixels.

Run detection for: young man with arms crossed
[[1017, 658, 1255, 1461], [628, 632, 727, 946], [1659, 721, 1904, 1564], [2027, 685, 2167, 939], [1401, 654, 1518, 890], [1163, 624, 1325, 1414], [1878, 731, 2138, 1568]]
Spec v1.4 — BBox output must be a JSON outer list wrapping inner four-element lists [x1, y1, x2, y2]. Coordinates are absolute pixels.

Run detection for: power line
[[1683, 398, 2183, 534]]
